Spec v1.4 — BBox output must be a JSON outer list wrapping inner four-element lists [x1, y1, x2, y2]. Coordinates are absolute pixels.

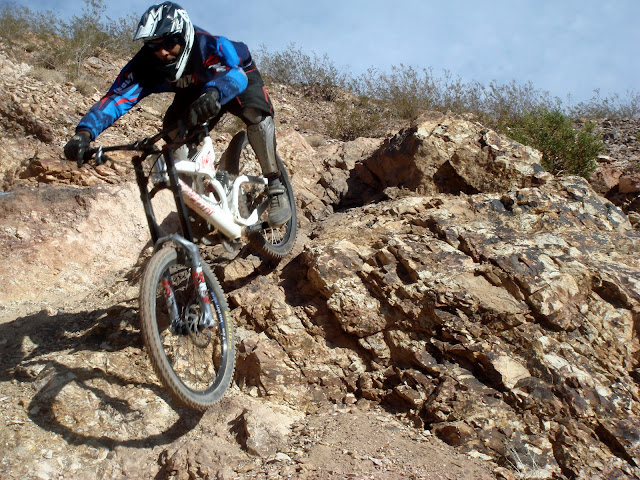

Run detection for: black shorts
[[163, 68, 274, 129]]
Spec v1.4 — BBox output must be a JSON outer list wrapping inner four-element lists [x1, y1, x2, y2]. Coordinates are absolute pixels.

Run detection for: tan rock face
[[351, 112, 550, 200], [1, 42, 640, 479], [0, 183, 176, 317], [245, 116, 640, 479]]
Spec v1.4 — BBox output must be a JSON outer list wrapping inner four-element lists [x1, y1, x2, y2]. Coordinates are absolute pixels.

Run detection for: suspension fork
[[157, 235, 216, 330], [133, 152, 214, 330], [161, 275, 182, 331], [161, 150, 217, 328], [162, 148, 219, 328]]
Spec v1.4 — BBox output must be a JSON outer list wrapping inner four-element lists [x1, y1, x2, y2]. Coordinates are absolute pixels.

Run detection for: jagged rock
[[590, 118, 640, 221], [235, 331, 306, 401], [287, 117, 640, 478], [0, 99, 55, 142], [237, 402, 301, 457], [344, 112, 551, 204]]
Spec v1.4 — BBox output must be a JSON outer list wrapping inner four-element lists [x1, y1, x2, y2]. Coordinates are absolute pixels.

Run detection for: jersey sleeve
[[76, 59, 169, 140], [202, 36, 248, 105]]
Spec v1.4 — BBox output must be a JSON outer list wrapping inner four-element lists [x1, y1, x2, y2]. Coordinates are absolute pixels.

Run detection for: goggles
[[145, 35, 180, 52]]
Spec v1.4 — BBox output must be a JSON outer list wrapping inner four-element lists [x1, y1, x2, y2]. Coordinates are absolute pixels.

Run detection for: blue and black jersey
[[76, 26, 252, 140]]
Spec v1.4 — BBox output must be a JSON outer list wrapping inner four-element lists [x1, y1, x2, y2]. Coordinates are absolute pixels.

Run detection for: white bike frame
[[168, 135, 268, 241]]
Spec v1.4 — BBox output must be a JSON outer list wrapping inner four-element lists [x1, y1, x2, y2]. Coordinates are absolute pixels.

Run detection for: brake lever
[[78, 147, 95, 168], [186, 123, 208, 145], [134, 138, 159, 152], [94, 146, 109, 165], [78, 146, 109, 167]]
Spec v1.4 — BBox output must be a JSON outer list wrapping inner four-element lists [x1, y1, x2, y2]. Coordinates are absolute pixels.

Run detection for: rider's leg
[[242, 107, 291, 227]]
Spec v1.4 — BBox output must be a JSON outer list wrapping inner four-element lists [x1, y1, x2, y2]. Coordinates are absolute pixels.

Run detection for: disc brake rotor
[[185, 302, 212, 348]]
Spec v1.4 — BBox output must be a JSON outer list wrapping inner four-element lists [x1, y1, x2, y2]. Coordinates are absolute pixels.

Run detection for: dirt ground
[[0, 284, 497, 480]]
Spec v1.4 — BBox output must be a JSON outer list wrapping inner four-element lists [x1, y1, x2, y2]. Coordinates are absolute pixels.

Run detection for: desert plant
[[247, 44, 640, 128], [350, 65, 563, 128], [568, 88, 640, 119], [25, 66, 66, 84], [477, 80, 560, 131], [2, 2, 638, 127], [0, 0, 138, 80], [351, 65, 440, 121], [255, 43, 348, 101], [325, 97, 386, 141], [57, 0, 138, 79], [0, 2, 31, 43], [504, 107, 603, 178]]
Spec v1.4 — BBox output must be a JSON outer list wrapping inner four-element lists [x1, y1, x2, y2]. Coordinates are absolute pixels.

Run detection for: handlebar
[[79, 122, 210, 167]]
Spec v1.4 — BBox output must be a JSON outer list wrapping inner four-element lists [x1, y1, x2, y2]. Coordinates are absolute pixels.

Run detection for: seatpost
[[163, 145, 195, 243]]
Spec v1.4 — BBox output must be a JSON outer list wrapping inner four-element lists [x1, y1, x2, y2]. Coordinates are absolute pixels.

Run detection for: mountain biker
[[63, 1, 291, 227]]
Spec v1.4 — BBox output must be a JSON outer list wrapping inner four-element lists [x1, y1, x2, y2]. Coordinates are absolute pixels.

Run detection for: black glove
[[186, 89, 220, 128], [64, 132, 91, 162]]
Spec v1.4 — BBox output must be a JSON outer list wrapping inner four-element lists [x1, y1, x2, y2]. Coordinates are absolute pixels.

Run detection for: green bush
[[324, 97, 386, 141], [504, 107, 604, 178]]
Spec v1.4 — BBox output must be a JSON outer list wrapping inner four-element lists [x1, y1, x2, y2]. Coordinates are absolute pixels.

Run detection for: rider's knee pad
[[247, 116, 278, 177]]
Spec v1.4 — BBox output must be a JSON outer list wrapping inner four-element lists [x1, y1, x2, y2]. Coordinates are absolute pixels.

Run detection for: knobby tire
[[139, 246, 235, 410]]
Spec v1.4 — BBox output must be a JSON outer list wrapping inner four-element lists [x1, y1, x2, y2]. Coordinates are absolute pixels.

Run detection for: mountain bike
[[81, 123, 297, 410]]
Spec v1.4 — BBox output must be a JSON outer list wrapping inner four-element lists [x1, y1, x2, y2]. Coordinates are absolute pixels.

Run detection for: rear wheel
[[139, 246, 234, 410], [222, 131, 297, 261]]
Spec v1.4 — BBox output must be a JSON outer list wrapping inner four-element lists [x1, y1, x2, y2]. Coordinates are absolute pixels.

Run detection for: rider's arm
[[199, 34, 248, 105], [76, 56, 169, 140]]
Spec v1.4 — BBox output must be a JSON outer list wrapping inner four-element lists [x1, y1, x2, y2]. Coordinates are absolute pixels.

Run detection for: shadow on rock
[[1, 306, 204, 450]]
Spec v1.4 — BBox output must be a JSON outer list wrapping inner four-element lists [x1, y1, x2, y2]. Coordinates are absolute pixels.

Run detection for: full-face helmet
[[133, 2, 194, 81]]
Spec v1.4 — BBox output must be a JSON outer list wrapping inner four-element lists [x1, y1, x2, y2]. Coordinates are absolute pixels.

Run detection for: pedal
[[215, 170, 230, 189]]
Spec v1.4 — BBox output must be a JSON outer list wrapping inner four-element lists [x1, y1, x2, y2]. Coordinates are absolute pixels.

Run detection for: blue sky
[[13, 0, 640, 104]]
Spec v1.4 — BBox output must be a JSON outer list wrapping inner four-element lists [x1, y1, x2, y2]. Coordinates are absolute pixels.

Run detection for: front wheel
[[223, 131, 298, 261], [139, 246, 235, 410]]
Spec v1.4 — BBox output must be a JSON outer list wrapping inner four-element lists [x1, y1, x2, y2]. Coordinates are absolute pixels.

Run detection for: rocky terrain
[[1, 40, 640, 480]]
